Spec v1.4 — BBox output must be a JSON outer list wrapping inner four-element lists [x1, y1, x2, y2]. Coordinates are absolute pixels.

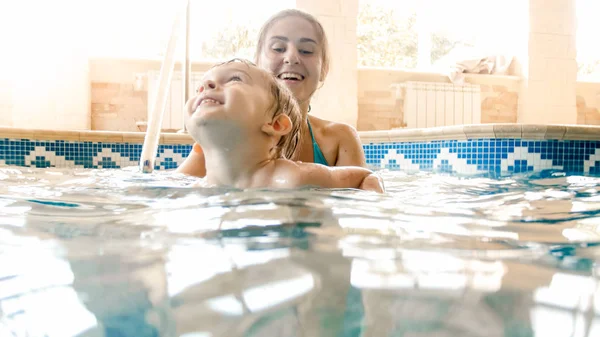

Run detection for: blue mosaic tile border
[[0, 139, 191, 171], [2, 137, 600, 176], [364, 139, 600, 176]]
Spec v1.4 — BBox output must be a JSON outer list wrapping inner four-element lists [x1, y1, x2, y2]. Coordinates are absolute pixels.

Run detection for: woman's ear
[[261, 114, 292, 136]]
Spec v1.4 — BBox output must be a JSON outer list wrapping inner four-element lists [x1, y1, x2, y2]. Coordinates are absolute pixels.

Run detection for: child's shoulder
[[272, 158, 303, 174], [273, 158, 323, 171], [269, 159, 327, 187]]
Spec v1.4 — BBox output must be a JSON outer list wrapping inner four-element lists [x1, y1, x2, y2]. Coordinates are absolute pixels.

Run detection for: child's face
[[187, 62, 272, 128]]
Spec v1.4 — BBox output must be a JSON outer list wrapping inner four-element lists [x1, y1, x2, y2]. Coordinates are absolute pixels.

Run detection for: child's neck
[[203, 148, 272, 188], [201, 133, 274, 188]]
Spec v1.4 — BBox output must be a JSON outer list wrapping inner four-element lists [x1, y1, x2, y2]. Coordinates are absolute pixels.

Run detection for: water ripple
[[2, 167, 600, 336]]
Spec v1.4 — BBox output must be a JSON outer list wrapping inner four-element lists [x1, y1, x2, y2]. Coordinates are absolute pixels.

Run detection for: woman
[[177, 9, 373, 183]]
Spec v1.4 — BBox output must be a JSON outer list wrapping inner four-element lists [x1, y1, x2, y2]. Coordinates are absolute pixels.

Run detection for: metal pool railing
[[139, 0, 191, 173]]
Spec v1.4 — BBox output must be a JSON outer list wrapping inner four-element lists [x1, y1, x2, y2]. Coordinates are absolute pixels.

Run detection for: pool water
[[1, 167, 600, 337]]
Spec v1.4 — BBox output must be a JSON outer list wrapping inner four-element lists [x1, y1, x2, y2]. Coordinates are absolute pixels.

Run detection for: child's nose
[[198, 79, 217, 93]]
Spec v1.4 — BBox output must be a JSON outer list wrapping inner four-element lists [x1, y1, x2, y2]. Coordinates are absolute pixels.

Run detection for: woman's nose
[[283, 49, 300, 65]]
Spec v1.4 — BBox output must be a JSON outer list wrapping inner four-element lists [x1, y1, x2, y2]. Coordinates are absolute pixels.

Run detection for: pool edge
[[3, 124, 598, 144]]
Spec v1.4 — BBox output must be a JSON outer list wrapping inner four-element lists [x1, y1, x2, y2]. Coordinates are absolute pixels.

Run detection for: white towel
[[434, 47, 514, 84]]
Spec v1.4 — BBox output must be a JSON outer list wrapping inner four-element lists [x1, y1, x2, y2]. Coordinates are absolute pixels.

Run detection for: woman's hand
[[359, 173, 385, 193]]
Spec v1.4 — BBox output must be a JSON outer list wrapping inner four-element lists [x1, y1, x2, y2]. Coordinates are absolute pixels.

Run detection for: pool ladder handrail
[[139, 0, 191, 173]]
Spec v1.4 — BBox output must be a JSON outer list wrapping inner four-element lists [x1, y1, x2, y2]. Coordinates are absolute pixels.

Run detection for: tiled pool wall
[[368, 138, 600, 176], [1, 125, 600, 177]]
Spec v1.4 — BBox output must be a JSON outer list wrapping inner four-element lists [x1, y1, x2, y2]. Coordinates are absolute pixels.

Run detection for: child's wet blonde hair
[[212, 59, 302, 160]]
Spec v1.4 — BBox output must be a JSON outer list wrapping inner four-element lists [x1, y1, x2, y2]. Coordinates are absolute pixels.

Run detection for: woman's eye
[[299, 49, 313, 55], [272, 47, 285, 53]]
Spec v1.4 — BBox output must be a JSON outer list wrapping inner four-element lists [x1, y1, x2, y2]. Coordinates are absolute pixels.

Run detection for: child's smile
[[188, 61, 272, 128], [199, 98, 222, 105], [194, 94, 224, 112]]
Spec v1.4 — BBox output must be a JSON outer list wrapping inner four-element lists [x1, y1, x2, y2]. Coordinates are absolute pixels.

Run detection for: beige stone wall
[[90, 59, 158, 132], [3, 0, 600, 131], [88, 58, 600, 132], [91, 82, 147, 132], [87, 58, 522, 132], [1, 2, 90, 131], [89, 58, 213, 132], [577, 82, 600, 125], [0, 77, 11, 127], [356, 68, 521, 131], [296, 0, 359, 128], [518, 0, 578, 124]]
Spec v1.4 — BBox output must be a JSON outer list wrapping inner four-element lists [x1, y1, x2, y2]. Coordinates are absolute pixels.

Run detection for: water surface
[[1, 167, 600, 337]]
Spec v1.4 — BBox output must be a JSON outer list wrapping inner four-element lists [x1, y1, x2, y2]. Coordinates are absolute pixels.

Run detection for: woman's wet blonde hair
[[255, 9, 330, 82], [212, 59, 302, 160]]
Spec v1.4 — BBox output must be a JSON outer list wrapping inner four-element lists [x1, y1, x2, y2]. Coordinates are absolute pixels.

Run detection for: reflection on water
[[1, 167, 600, 336]]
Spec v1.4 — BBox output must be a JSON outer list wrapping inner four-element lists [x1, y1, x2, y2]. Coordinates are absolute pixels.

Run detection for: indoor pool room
[[2, 0, 600, 336]]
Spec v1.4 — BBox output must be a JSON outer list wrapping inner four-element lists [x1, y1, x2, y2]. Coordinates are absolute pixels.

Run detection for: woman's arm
[[303, 164, 372, 189], [281, 161, 382, 192], [330, 123, 384, 192], [332, 123, 367, 167], [175, 144, 207, 177]]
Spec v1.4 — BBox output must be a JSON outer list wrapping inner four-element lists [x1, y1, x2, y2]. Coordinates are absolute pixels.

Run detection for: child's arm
[[279, 161, 385, 193]]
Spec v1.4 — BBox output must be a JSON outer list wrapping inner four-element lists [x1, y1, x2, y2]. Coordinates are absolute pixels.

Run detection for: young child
[[185, 59, 384, 193]]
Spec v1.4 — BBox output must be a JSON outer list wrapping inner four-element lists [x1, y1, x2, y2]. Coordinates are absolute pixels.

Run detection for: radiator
[[403, 81, 481, 128], [147, 71, 205, 131]]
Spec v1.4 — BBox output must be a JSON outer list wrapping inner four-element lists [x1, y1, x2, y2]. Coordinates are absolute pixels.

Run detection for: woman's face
[[257, 16, 323, 106]]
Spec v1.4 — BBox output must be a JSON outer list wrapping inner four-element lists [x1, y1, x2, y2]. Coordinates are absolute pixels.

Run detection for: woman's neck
[[299, 101, 310, 116]]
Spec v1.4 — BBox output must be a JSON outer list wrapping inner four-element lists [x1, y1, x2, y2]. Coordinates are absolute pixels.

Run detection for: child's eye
[[299, 49, 313, 55], [229, 75, 242, 82]]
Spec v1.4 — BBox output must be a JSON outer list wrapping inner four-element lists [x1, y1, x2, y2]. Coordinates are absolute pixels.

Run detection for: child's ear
[[261, 114, 292, 136]]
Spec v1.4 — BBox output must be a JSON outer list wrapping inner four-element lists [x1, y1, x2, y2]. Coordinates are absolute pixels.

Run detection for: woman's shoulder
[[307, 115, 366, 167], [308, 115, 359, 139]]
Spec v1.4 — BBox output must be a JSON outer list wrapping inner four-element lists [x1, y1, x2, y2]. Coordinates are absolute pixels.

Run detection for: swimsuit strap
[[307, 118, 329, 166]]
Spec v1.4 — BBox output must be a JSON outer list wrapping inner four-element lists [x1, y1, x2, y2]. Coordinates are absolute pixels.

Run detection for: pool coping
[[1, 124, 599, 144], [359, 124, 600, 143]]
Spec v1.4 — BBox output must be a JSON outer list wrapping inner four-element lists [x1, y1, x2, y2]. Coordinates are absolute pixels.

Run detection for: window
[[576, 0, 600, 81], [86, 0, 294, 61], [357, 0, 525, 70]]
